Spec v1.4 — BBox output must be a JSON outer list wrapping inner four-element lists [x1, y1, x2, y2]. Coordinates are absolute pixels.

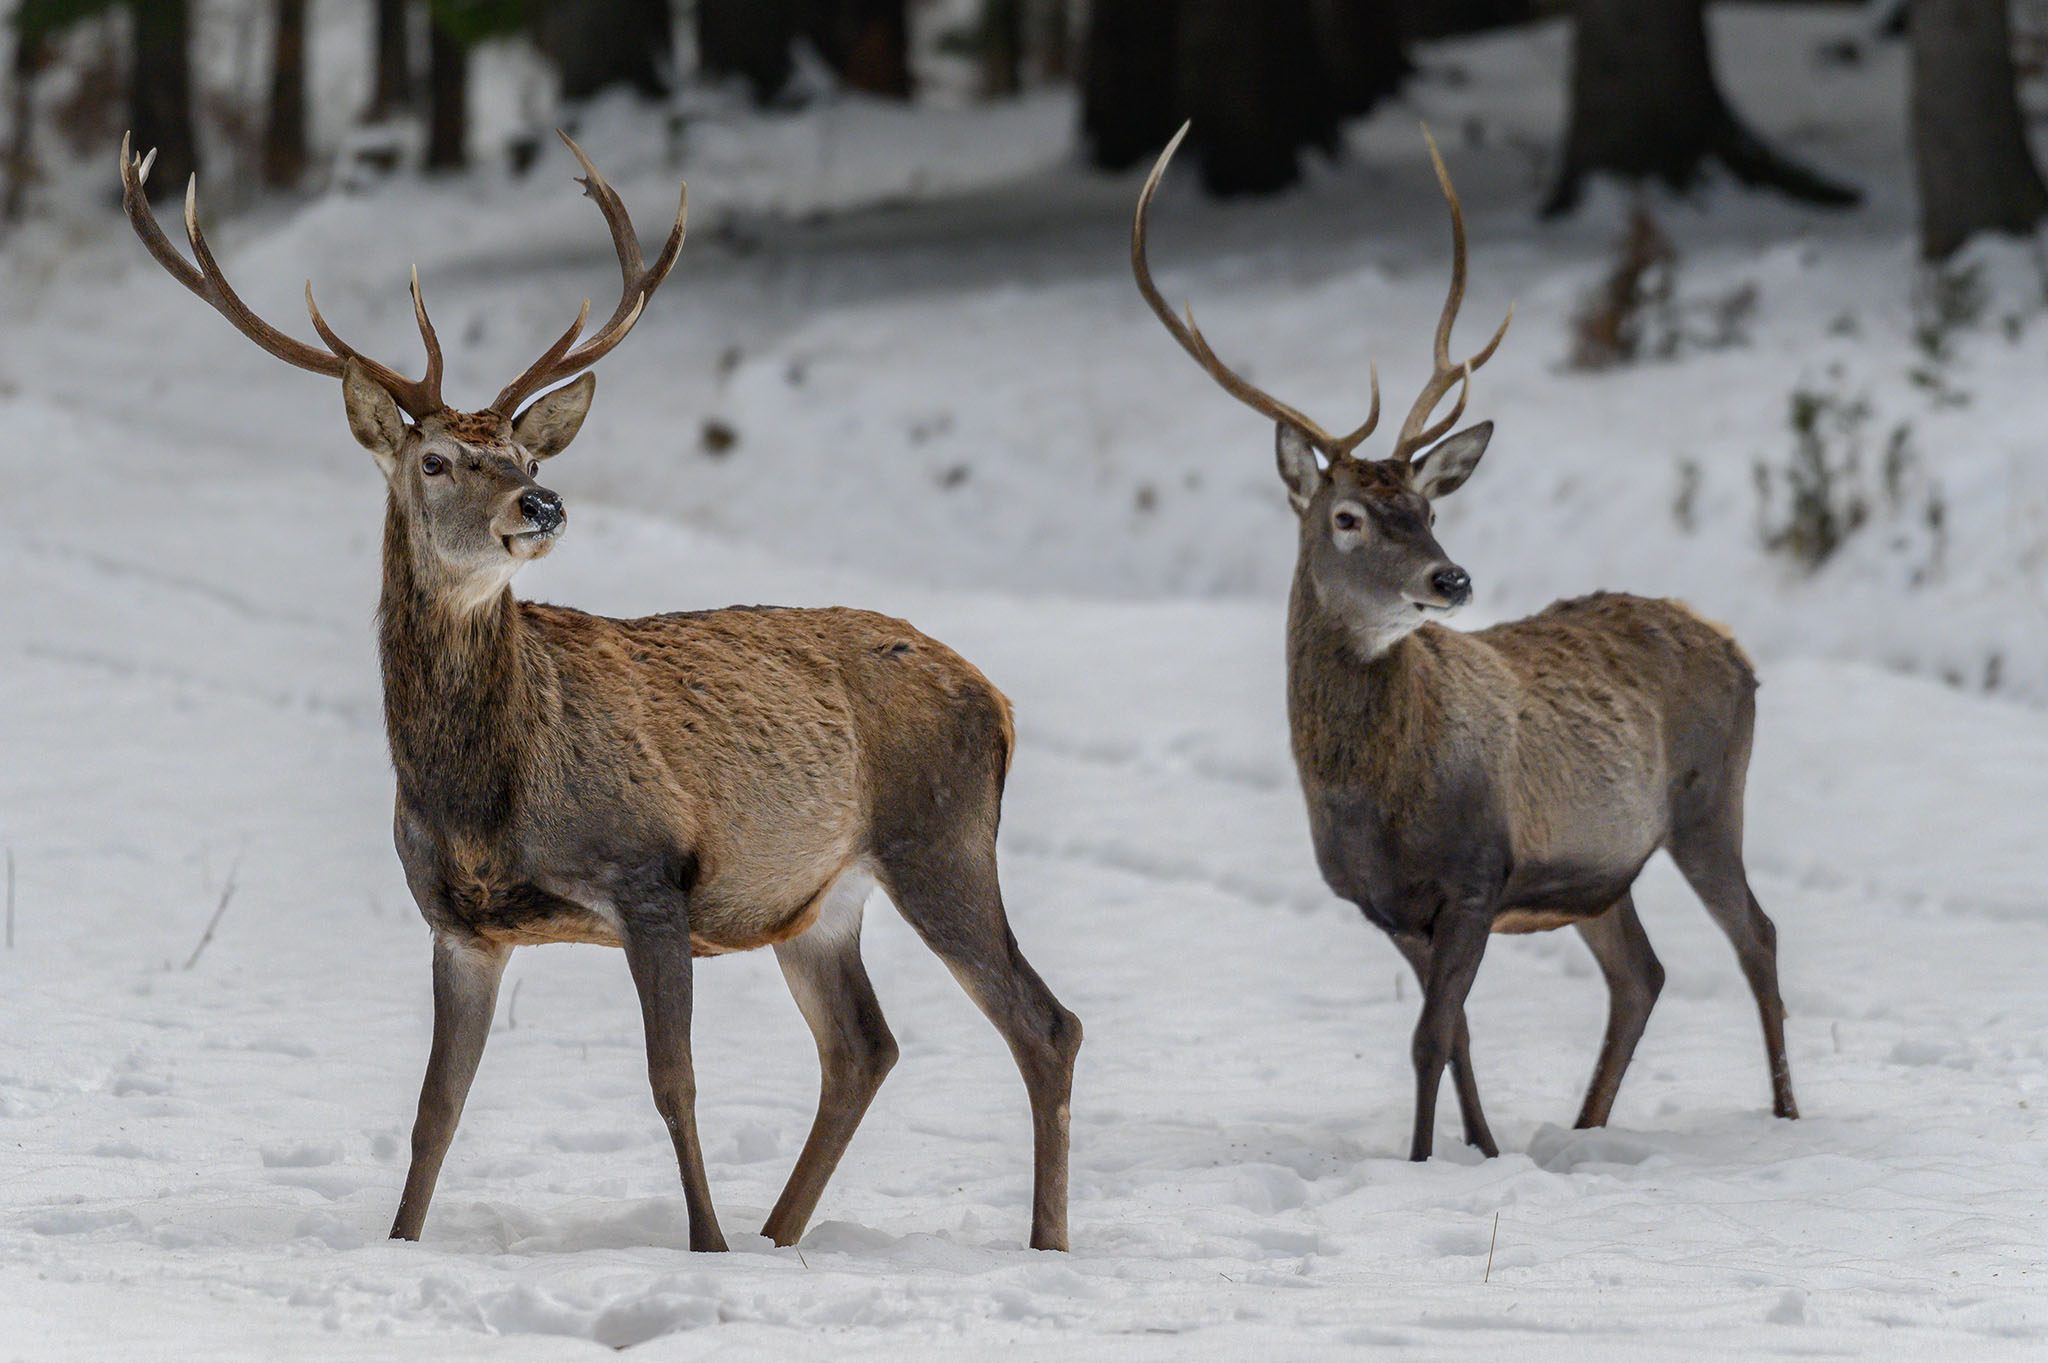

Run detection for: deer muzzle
[[503, 487, 566, 559]]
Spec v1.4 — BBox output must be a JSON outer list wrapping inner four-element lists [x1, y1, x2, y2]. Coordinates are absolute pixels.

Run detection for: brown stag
[[120, 132, 1080, 1251], [1133, 123, 1796, 1161]]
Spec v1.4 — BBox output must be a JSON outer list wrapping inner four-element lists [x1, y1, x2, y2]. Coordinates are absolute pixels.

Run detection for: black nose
[[519, 488, 565, 532], [1430, 565, 1471, 607]]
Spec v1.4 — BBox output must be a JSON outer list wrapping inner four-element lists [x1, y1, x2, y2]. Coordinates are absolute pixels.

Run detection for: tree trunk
[[1320, 0, 1411, 119], [804, 0, 911, 98], [697, 0, 795, 104], [1081, 0, 1179, 172], [4, 30, 45, 222], [536, 0, 674, 102], [1911, 0, 2048, 259], [981, 0, 1026, 97], [1544, 0, 1860, 216], [425, 18, 466, 171], [261, 0, 308, 187], [131, 0, 200, 202], [368, 0, 411, 120], [1036, 0, 1072, 81], [1409, 0, 1534, 40], [1176, 0, 1335, 195]]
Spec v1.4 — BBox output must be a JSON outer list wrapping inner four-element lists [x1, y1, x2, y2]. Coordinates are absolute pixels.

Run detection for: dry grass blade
[[182, 857, 240, 971]]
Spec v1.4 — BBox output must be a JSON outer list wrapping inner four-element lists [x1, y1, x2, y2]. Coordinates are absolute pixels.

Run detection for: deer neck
[[376, 494, 539, 833], [1284, 561, 1444, 793]]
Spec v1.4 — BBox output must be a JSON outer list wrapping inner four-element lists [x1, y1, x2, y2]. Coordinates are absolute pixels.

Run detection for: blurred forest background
[[4, 0, 2047, 254], [3, 0, 2048, 703]]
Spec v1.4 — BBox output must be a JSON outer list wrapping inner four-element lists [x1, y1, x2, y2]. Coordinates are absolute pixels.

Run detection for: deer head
[[120, 131, 686, 612], [1133, 123, 1512, 657]]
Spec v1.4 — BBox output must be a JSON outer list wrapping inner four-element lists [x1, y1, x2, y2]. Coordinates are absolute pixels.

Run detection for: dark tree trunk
[[425, 18, 466, 171], [697, 0, 795, 104], [1081, 0, 1179, 171], [368, 0, 411, 120], [1036, 0, 1072, 81], [1408, 0, 1534, 40], [261, 0, 309, 187], [804, 0, 911, 98], [1911, 0, 2048, 259], [1176, 0, 1334, 195], [1544, 0, 1860, 216], [131, 0, 199, 202], [536, 0, 674, 102], [4, 30, 45, 222], [981, 0, 1026, 97], [1320, 0, 1411, 119]]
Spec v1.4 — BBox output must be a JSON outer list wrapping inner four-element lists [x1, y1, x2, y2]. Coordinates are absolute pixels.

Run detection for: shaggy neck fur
[[1285, 561, 1447, 794], [378, 491, 537, 834]]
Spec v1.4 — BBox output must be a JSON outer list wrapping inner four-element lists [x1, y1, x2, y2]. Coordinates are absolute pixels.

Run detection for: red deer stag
[[120, 132, 1079, 1251], [1133, 124, 1796, 1160]]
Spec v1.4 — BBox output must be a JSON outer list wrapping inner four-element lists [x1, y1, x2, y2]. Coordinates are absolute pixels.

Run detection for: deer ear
[[511, 373, 596, 460], [342, 358, 407, 468], [1275, 424, 1324, 514], [1412, 421, 1492, 500]]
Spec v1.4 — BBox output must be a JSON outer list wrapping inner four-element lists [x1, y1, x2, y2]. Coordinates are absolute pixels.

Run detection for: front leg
[[392, 932, 509, 1241], [1409, 910, 1493, 1162], [1391, 933, 1497, 1158], [620, 915, 728, 1252]]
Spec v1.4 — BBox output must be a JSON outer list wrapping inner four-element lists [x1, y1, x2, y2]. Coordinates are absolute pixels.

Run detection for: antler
[[489, 131, 688, 415], [1133, 122, 1380, 461], [120, 131, 447, 418], [1390, 127, 1514, 464]]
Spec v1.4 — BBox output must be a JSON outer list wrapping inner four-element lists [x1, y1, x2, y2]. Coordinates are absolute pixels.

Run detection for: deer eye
[[1333, 508, 1363, 533], [528, 461, 540, 477], [420, 453, 447, 476]]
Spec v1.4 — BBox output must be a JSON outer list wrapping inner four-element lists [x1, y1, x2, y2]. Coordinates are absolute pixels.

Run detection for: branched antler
[[1389, 128, 1514, 464], [489, 131, 687, 415], [120, 130, 446, 417], [120, 129, 687, 421], [1133, 123, 1380, 461], [1131, 122, 1513, 467]]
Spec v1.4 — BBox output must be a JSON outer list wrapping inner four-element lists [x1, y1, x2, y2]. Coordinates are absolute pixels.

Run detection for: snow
[[4, 3, 2048, 1358]]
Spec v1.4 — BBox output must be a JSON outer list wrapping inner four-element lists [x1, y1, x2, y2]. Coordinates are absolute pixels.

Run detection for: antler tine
[[299, 277, 441, 418], [409, 267, 445, 412], [121, 132, 210, 302], [1134, 122, 1365, 459], [1326, 363, 1381, 458], [489, 298, 591, 414], [1392, 126, 1514, 463], [121, 132, 445, 418], [489, 131, 688, 415]]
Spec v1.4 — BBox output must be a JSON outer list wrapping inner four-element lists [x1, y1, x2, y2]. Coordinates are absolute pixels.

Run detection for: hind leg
[[1391, 934, 1498, 1157], [875, 843, 1080, 1251], [1669, 820, 1799, 1120], [761, 876, 900, 1247], [1572, 894, 1665, 1129]]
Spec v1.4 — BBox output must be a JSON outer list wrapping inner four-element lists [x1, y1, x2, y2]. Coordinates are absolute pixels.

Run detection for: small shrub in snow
[[1569, 204, 1758, 371], [1671, 457, 1703, 534], [1569, 205, 1676, 371], [1755, 374, 1945, 578], [1758, 384, 1871, 569]]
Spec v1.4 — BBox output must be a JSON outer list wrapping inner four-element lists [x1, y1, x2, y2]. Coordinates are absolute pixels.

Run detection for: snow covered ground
[[5, 4, 2048, 1358]]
